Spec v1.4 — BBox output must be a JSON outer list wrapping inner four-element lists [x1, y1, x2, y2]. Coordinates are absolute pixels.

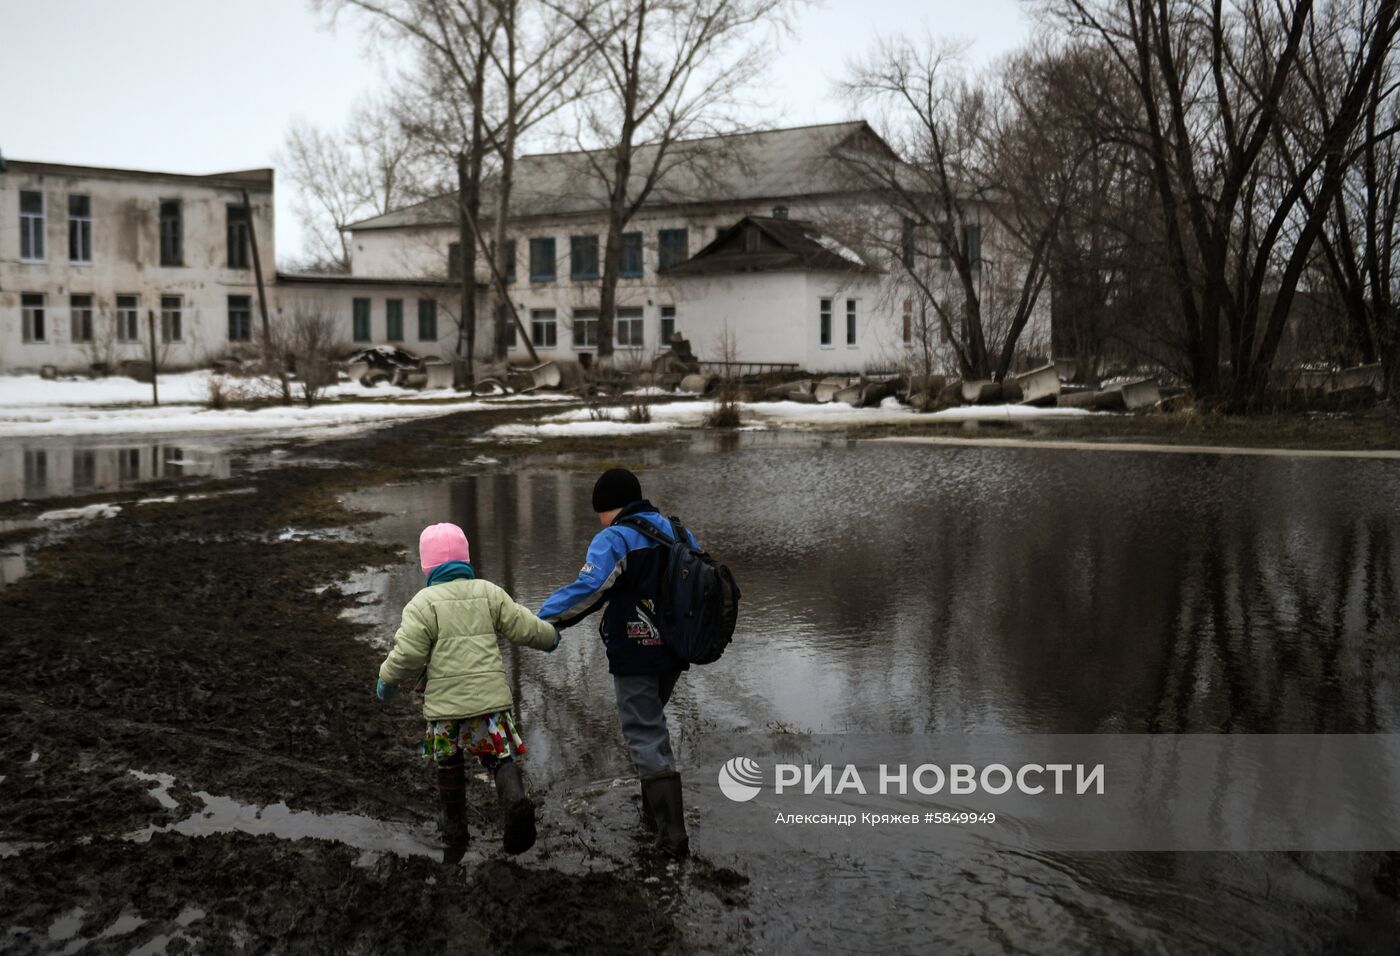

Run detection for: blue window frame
[[529, 237, 556, 281], [819, 298, 832, 347], [963, 223, 982, 267], [385, 299, 403, 341], [228, 295, 253, 342], [418, 299, 438, 341], [658, 228, 688, 271], [620, 232, 644, 277], [570, 235, 599, 280], [352, 297, 371, 342]]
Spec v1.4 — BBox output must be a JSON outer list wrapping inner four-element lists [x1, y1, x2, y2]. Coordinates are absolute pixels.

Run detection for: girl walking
[[375, 522, 560, 862]]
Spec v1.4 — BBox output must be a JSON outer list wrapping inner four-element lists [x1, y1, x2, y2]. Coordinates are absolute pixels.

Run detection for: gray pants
[[613, 671, 681, 778]]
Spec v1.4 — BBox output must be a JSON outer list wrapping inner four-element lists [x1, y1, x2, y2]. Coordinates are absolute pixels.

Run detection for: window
[[937, 221, 954, 271], [352, 298, 371, 342], [963, 223, 982, 267], [572, 309, 598, 349], [900, 216, 915, 268], [20, 190, 44, 261], [160, 199, 183, 266], [227, 203, 251, 269], [819, 298, 832, 347], [385, 299, 404, 341], [531, 308, 557, 348], [116, 295, 140, 343], [24, 449, 48, 497], [418, 299, 438, 341], [68, 194, 92, 263], [227, 295, 253, 341], [73, 450, 97, 491], [21, 293, 46, 343], [70, 294, 94, 343], [620, 232, 644, 277], [160, 295, 182, 343], [902, 299, 913, 345], [505, 317, 518, 348], [658, 228, 688, 271], [503, 239, 516, 284], [660, 305, 676, 345], [447, 241, 462, 280], [528, 237, 556, 281], [617, 307, 644, 348], [570, 235, 599, 280], [846, 299, 858, 346]]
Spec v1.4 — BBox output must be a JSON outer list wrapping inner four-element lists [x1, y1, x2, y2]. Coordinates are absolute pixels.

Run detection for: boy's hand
[[375, 678, 396, 701]]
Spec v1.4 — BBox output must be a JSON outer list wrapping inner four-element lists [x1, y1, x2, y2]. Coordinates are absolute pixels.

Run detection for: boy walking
[[539, 468, 695, 857]]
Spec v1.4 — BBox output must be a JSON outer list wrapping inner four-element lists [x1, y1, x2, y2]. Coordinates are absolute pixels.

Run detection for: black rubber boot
[[437, 754, 469, 865], [639, 781, 657, 833], [641, 771, 689, 858], [493, 759, 537, 855]]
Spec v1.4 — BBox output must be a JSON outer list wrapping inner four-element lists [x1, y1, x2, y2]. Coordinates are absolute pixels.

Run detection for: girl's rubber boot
[[438, 756, 470, 865], [494, 760, 537, 855], [642, 771, 689, 858]]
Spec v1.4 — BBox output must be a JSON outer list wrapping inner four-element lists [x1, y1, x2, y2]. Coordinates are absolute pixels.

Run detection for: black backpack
[[618, 515, 741, 665]]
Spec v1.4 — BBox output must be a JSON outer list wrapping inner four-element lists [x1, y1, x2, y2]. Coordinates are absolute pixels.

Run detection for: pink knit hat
[[419, 522, 470, 574]]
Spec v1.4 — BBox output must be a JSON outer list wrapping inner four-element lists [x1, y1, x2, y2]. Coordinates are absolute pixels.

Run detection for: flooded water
[[348, 434, 1400, 952], [0, 438, 230, 503]]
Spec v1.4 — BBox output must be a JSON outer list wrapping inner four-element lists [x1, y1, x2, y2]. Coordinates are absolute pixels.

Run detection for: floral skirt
[[422, 710, 527, 764]]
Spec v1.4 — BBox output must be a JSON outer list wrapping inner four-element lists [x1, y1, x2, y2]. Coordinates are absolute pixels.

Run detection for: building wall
[[0, 165, 274, 373], [273, 284, 458, 360]]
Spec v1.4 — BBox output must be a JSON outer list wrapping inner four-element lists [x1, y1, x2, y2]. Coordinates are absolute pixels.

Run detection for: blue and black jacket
[[539, 499, 698, 676]]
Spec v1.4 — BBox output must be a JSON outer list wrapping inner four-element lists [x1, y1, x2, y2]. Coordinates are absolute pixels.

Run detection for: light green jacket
[[378, 578, 558, 720]]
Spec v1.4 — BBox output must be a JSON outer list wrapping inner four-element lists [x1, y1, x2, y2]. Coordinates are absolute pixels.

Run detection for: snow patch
[[38, 504, 121, 522]]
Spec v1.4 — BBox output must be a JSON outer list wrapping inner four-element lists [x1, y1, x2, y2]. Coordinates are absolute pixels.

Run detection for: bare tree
[[283, 303, 343, 405], [839, 36, 1061, 383], [547, 0, 797, 362], [280, 97, 431, 272], [1039, 0, 1400, 406]]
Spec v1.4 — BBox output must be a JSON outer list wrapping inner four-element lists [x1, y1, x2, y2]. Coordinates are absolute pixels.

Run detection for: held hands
[[551, 627, 562, 651], [375, 678, 396, 702]]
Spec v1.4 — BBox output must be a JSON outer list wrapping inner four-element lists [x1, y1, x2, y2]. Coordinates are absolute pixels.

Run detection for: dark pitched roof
[[347, 120, 893, 230], [664, 216, 872, 277]]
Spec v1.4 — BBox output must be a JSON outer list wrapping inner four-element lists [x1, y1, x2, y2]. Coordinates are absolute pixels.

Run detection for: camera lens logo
[[717, 756, 763, 802]]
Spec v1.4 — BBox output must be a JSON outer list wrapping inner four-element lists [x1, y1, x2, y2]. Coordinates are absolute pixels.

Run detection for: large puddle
[[0, 438, 231, 504], [343, 434, 1400, 951]]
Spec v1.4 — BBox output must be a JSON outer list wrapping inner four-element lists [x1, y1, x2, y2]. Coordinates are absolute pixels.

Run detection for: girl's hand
[[375, 678, 397, 701]]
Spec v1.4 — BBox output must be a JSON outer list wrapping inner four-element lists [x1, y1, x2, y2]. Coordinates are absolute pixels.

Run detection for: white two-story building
[[0, 157, 454, 375], [345, 121, 1048, 376]]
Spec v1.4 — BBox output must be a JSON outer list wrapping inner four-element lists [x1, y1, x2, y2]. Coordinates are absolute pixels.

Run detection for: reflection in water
[[0, 441, 230, 503], [348, 436, 1400, 951]]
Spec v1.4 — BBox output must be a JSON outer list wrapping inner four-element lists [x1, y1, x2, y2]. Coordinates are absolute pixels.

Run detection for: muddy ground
[[0, 407, 746, 954]]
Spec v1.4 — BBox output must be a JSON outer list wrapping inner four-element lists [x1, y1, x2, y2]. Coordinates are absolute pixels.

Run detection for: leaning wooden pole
[[146, 308, 159, 407], [242, 188, 287, 403]]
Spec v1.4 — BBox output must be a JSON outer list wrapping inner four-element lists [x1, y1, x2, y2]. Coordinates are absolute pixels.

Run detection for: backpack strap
[[667, 515, 692, 550], [617, 514, 676, 548]]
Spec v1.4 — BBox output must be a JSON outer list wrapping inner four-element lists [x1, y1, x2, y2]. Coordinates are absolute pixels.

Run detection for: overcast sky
[[1, 0, 1032, 262]]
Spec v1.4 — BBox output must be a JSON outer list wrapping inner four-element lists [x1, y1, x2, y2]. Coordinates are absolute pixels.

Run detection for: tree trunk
[[457, 152, 481, 382], [597, 212, 625, 361]]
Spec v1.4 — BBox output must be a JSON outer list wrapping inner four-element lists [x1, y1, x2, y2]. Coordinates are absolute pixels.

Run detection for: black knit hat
[[592, 467, 642, 513]]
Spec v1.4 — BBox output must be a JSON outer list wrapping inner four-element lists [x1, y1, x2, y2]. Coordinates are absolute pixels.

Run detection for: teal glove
[[375, 678, 396, 701], [551, 627, 562, 651]]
